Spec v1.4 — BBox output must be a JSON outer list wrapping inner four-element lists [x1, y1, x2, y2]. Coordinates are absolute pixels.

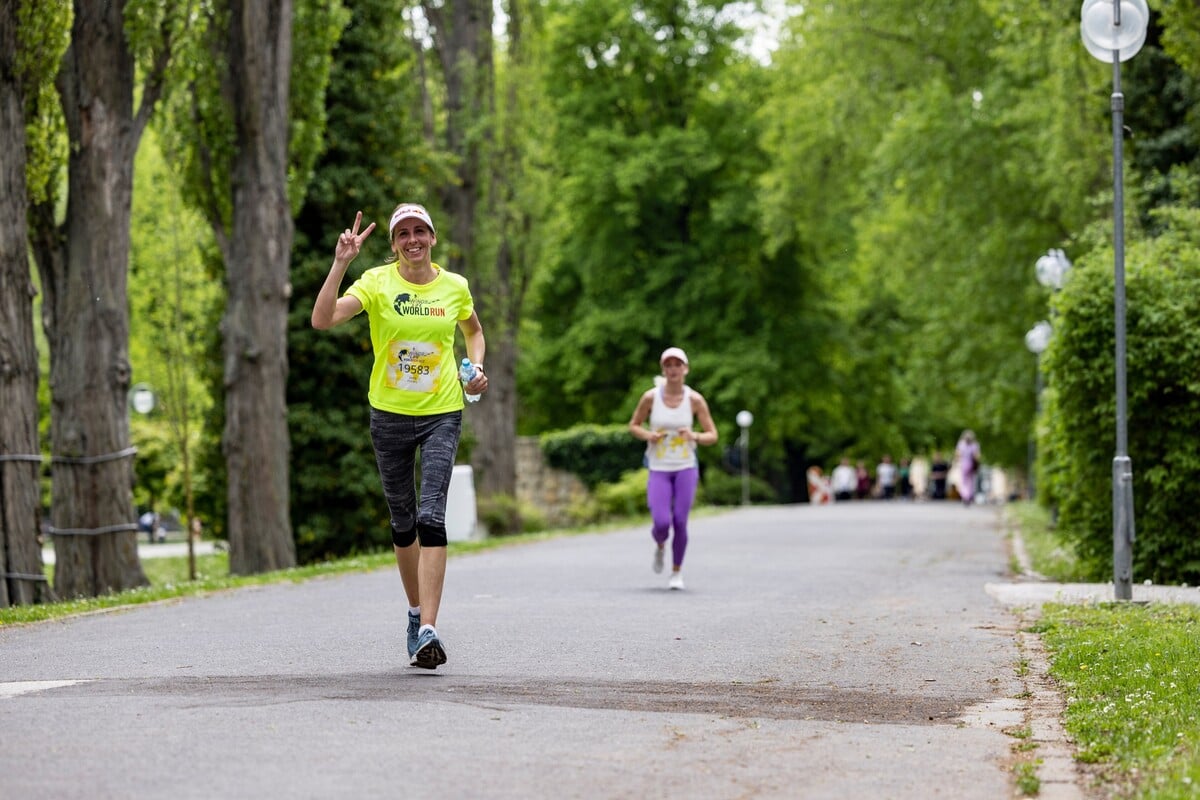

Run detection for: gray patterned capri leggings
[[369, 408, 463, 548]]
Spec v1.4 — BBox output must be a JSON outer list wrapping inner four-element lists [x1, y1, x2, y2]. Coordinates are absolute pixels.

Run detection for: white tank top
[[646, 386, 696, 471]]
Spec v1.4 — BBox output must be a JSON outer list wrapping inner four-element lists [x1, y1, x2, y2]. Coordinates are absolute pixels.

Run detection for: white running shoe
[[653, 546, 665, 574], [668, 571, 684, 591]]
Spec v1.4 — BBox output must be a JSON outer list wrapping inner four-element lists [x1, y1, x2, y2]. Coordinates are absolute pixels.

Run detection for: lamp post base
[[1112, 455, 1135, 600]]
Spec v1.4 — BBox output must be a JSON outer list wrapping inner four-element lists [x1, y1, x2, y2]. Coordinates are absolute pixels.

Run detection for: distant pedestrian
[[929, 451, 950, 500], [898, 457, 914, 500], [955, 430, 982, 506], [855, 460, 872, 500], [876, 455, 897, 500], [311, 204, 488, 670], [628, 347, 718, 591], [138, 511, 158, 544], [807, 466, 833, 504], [831, 457, 856, 502]]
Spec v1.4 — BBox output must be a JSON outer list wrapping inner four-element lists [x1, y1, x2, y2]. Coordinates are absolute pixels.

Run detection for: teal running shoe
[[411, 627, 447, 669], [407, 610, 421, 659]]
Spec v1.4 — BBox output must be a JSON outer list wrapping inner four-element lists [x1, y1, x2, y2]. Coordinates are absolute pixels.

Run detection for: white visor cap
[[660, 346, 689, 366], [389, 204, 436, 237]]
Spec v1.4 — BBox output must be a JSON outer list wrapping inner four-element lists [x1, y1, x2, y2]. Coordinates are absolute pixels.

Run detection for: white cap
[[660, 346, 688, 366], [388, 204, 436, 236]]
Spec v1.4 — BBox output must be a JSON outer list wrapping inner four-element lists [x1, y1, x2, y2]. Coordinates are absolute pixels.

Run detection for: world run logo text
[[392, 293, 447, 317]]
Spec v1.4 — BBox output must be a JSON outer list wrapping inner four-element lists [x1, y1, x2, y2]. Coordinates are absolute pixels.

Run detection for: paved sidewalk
[[988, 580, 1200, 607], [41, 539, 218, 565]]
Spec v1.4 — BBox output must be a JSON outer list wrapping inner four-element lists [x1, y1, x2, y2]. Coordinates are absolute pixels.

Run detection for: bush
[[702, 468, 778, 506], [476, 493, 548, 537], [540, 423, 645, 489], [593, 469, 650, 518], [564, 496, 603, 527], [1040, 207, 1200, 583]]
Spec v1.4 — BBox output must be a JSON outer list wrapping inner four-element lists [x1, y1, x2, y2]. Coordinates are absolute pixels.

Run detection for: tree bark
[[221, 0, 295, 574], [33, 0, 149, 597], [467, 299, 517, 497], [425, 0, 492, 269], [0, 0, 53, 606], [423, 0, 521, 496], [471, 0, 546, 498]]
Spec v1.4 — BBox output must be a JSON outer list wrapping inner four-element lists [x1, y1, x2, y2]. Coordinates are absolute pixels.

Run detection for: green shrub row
[[540, 423, 646, 489], [479, 425, 783, 536], [476, 494, 549, 537], [701, 468, 779, 506], [1039, 207, 1200, 584]]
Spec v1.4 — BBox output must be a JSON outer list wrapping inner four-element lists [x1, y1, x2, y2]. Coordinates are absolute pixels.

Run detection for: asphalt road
[[1, 502, 1025, 799]]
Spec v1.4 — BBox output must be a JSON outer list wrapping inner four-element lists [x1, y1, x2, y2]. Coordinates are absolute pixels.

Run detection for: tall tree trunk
[[221, 0, 295, 574], [467, 0, 542, 498], [424, 0, 520, 495], [467, 281, 517, 497], [0, 0, 53, 606], [425, 0, 492, 268], [35, 0, 148, 597], [466, 253, 522, 496]]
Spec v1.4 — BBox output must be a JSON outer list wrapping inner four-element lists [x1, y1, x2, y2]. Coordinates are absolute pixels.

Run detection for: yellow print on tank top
[[653, 430, 691, 461], [386, 340, 441, 393]]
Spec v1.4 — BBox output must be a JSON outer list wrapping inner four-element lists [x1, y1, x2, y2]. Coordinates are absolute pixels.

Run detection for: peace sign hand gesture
[[334, 211, 376, 267]]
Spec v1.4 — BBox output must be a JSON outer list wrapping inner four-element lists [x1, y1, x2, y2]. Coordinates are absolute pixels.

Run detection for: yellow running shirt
[[345, 263, 475, 416]]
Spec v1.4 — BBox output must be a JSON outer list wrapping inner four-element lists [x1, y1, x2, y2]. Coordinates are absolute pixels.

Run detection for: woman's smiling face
[[392, 220, 436, 266]]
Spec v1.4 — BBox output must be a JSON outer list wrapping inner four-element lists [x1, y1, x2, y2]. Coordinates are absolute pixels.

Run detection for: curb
[[1015, 625, 1087, 799], [1006, 525, 1088, 799]]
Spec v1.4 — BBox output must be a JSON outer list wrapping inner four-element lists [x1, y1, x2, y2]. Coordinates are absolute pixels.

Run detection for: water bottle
[[459, 358, 480, 403]]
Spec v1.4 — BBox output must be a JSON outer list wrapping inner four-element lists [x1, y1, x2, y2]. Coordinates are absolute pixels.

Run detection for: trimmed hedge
[[476, 493, 549, 537], [1040, 207, 1200, 583], [702, 468, 779, 506], [540, 423, 646, 489], [593, 469, 651, 518]]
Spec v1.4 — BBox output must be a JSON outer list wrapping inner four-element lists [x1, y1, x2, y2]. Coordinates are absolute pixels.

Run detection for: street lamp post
[[736, 410, 754, 506], [130, 383, 156, 416], [1025, 321, 1053, 499], [1080, 0, 1148, 601], [1035, 249, 1072, 292], [1027, 249, 1070, 501]]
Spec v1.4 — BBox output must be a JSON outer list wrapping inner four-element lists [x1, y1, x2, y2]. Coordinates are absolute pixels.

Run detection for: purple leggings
[[647, 467, 699, 568]]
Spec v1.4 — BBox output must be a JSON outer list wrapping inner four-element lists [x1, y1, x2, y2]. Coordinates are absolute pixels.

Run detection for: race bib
[[653, 430, 692, 461], [385, 340, 441, 393]]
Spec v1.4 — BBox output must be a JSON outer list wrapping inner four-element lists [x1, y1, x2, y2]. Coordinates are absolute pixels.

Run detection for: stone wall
[[515, 436, 590, 525]]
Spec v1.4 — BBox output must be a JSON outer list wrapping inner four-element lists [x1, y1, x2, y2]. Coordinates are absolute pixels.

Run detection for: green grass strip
[[1036, 603, 1200, 798], [1005, 501, 1094, 582]]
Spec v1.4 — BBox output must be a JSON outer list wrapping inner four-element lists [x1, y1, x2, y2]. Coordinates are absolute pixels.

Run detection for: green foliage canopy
[[17, 0, 69, 205], [285, 0, 451, 561], [522, 0, 833, 500], [127, 130, 220, 518]]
